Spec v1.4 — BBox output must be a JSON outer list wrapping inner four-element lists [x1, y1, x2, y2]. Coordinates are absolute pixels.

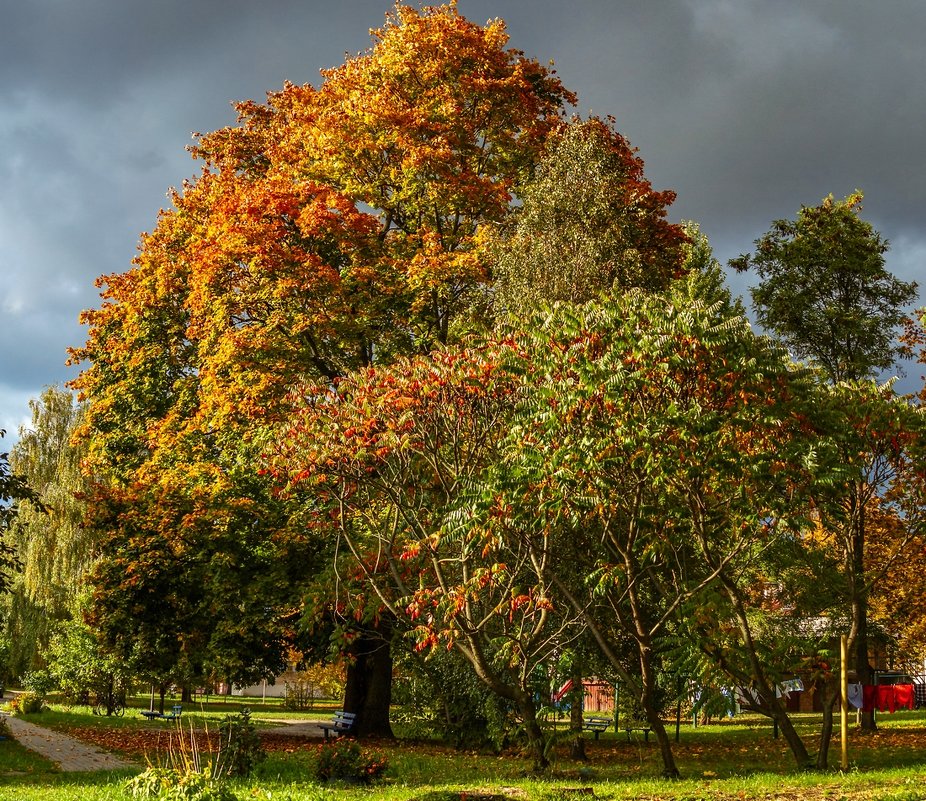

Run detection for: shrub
[[45, 619, 134, 709], [283, 663, 344, 711], [314, 739, 388, 784], [217, 708, 265, 778], [282, 674, 314, 711], [126, 765, 238, 801], [392, 648, 516, 750], [22, 669, 54, 697], [7, 691, 44, 715]]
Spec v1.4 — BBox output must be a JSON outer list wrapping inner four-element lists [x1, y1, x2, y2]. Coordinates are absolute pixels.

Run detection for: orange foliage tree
[[69, 2, 585, 736]]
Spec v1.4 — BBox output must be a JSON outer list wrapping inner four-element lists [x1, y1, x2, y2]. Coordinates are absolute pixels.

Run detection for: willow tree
[[1, 388, 88, 677]]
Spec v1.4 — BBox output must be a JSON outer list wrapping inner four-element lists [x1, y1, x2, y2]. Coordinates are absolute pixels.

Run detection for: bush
[[217, 708, 265, 778], [282, 674, 315, 711], [45, 618, 133, 709], [6, 691, 44, 715], [392, 648, 516, 750], [314, 739, 388, 784], [282, 663, 344, 711], [126, 765, 238, 801], [22, 669, 54, 697]]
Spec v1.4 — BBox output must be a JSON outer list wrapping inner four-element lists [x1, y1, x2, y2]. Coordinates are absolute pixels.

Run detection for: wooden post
[[841, 634, 849, 770]]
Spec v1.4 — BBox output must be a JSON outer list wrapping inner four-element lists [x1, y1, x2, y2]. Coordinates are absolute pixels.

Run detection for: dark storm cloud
[[1, 0, 924, 435]]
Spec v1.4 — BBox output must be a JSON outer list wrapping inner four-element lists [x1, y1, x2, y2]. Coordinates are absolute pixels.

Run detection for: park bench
[[320, 710, 357, 740], [140, 704, 183, 721], [582, 716, 612, 740], [622, 723, 651, 742]]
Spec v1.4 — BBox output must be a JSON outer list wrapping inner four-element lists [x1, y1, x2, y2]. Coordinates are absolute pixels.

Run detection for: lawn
[[3, 706, 926, 801]]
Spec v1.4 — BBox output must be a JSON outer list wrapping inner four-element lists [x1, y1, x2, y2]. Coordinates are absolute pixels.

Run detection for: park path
[[2, 713, 135, 772], [261, 718, 326, 738]]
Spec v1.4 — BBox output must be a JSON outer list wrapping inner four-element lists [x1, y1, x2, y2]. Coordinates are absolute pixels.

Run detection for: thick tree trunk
[[342, 623, 394, 739], [181, 685, 193, 703]]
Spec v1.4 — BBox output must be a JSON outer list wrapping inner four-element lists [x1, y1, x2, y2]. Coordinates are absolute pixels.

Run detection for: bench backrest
[[172, 705, 182, 716], [333, 711, 356, 726]]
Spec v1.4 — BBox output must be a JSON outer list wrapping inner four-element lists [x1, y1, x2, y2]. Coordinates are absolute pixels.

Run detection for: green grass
[[25, 697, 333, 733], [4, 708, 926, 800], [0, 730, 58, 775]]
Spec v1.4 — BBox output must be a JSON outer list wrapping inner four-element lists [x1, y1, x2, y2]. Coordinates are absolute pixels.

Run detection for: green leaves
[[733, 192, 918, 382]]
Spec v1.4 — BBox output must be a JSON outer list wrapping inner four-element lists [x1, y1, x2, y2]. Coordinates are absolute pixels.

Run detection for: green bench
[[583, 716, 612, 740], [140, 704, 182, 721]]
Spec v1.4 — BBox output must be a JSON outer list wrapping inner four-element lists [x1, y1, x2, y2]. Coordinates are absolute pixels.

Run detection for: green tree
[[491, 117, 687, 315], [0, 430, 33, 596], [731, 192, 917, 383], [45, 614, 134, 713], [466, 286, 842, 775], [733, 192, 920, 731]]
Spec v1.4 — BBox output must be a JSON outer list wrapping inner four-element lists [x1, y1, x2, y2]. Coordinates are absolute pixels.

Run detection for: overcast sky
[[1, 0, 923, 441]]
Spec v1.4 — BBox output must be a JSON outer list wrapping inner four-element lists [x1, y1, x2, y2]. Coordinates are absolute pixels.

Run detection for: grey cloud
[[1, 0, 924, 436]]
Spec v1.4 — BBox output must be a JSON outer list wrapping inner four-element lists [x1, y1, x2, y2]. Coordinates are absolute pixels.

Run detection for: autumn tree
[[877, 311, 926, 659], [868, 501, 926, 667], [85, 473, 313, 710], [192, 1, 577, 352], [270, 346, 580, 768], [70, 2, 577, 737]]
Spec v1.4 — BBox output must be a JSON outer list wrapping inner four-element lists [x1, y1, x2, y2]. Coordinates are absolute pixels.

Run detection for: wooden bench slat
[[320, 710, 357, 740], [582, 717, 612, 740]]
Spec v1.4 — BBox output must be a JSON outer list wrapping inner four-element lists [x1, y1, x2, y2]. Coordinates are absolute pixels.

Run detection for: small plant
[[314, 738, 388, 784], [7, 691, 45, 715], [127, 717, 240, 800], [217, 708, 265, 778], [126, 765, 238, 801]]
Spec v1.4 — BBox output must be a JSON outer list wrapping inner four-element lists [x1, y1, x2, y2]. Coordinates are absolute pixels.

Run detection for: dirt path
[[3, 713, 135, 772]]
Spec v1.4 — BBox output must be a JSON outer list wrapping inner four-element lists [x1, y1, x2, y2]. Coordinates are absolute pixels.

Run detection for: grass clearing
[[3, 707, 926, 800]]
